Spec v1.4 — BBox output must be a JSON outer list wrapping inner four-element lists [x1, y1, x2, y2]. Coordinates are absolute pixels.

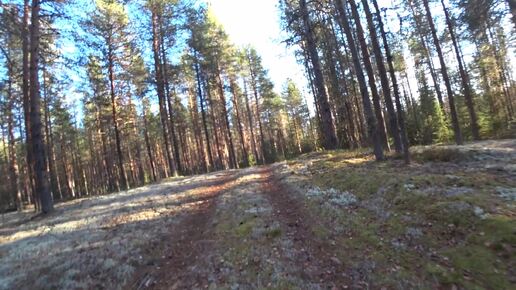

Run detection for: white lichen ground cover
[[274, 139, 516, 288], [0, 171, 230, 290], [1, 139, 514, 289]]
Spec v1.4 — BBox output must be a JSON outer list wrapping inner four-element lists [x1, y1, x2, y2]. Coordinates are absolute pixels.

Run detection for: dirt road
[[129, 166, 352, 289], [0, 165, 353, 290]]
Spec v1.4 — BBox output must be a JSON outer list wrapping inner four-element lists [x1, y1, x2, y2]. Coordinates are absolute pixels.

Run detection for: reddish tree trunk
[[29, 0, 53, 213]]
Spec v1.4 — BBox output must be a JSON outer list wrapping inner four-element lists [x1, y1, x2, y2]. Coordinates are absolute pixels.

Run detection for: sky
[[51, 0, 516, 120], [53, 0, 313, 119], [207, 0, 310, 97]]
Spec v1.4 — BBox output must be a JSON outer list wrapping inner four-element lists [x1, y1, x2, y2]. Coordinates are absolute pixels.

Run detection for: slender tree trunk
[[299, 0, 338, 150], [407, 0, 446, 113], [206, 78, 225, 169], [487, 26, 514, 121], [230, 78, 249, 167], [6, 60, 22, 210], [194, 58, 214, 171], [349, 0, 390, 151], [151, 9, 176, 177], [60, 134, 74, 198], [22, 0, 36, 209], [106, 43, 128, 190], [216, 70, 237, 169], [335, 0, 384, 160], [42, 68, 60, 199], [248, 61, 266, 164], [422, 0, 463, 145], [301, 43, 322, 135], [242, 80, 259, 164], [329, 19, 359, 148], [320, 22, 347, 147], [189, 85, 208, 173], [29, 0, 53, 213], [142, 100, 157, 182], [362, 0, 402, 153], [373, 0, 410, 163], [159, 20, 182, 175], [338, 30, 365, 145], [441, 0, 480, 140]]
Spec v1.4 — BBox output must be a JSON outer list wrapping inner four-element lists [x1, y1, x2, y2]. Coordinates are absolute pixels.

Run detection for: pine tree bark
[[348, 0, 390, 152], [373, 0, 410, 163], [22, 0, 36, 208], [329, 19, 359, 148], [205, 78, 226, 169], [320, 22, 347, 147], [242, 80, 260, 164], [5, 55, 22, 210], [142, 100, 157, 182], [159, 21, 182, 175], [151, 9, 177, 177], [194, 58, 214, 170], [334, 0, 384, 160], [299, 0, 338, 150], [486, 26, 514, 121], [107, 42, 128, 190], [247, 57, 266, 164], [407, 0, 446, 113], [230, 78, 249, 167], [42, 67, 60, 199], [188, 86, 208, 172], [216, 70, 237, 169], [422, 0, 463, 145], [361, 0, 402, 153], [441, 0, 480, 140], [29, 0, 53, 213]]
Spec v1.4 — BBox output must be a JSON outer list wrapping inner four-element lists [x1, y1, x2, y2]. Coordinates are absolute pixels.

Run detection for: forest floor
[[0, 139, 515, 289]]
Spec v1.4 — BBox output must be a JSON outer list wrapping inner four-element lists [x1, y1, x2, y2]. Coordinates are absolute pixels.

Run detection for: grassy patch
[[412, 147, 474, 163], [235, 218, 257, 237], [284, 144, 516, 288], [442, 245, 509, 289], [265, 227, 282, 239]]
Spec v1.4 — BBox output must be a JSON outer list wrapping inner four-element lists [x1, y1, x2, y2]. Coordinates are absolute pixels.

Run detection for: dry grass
[[0, 171, 232, 290]]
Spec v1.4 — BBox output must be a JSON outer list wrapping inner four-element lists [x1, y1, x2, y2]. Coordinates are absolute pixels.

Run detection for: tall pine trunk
[[422, 0, 463, 145], [22, 0, 36, 209], [299, 0, 338, 150], [407, 0, 446, 113], [151, 9, 176, 177], [5, 56, 22, 210], [194, 58, 214, 171], [441, 0, 480, 140], [373, 0, 410, 163], [242, 80, 260, 164], [142, 99, 157, 182], [107, 44, 128, 190], [206, 78, 225, 169], [216, 71, 237, 169], [361, 0, 402, 153], [159, 21, 182, 175], [334, 0, 384, 160], [248, 59, 266, 164], [230, 78, 249, 167], [349, 0, 390, 152], [29, 0, 53, 213]]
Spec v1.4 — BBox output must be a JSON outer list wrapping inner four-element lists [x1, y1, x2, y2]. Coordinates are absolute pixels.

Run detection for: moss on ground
[[283, 145, 516, 289]]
